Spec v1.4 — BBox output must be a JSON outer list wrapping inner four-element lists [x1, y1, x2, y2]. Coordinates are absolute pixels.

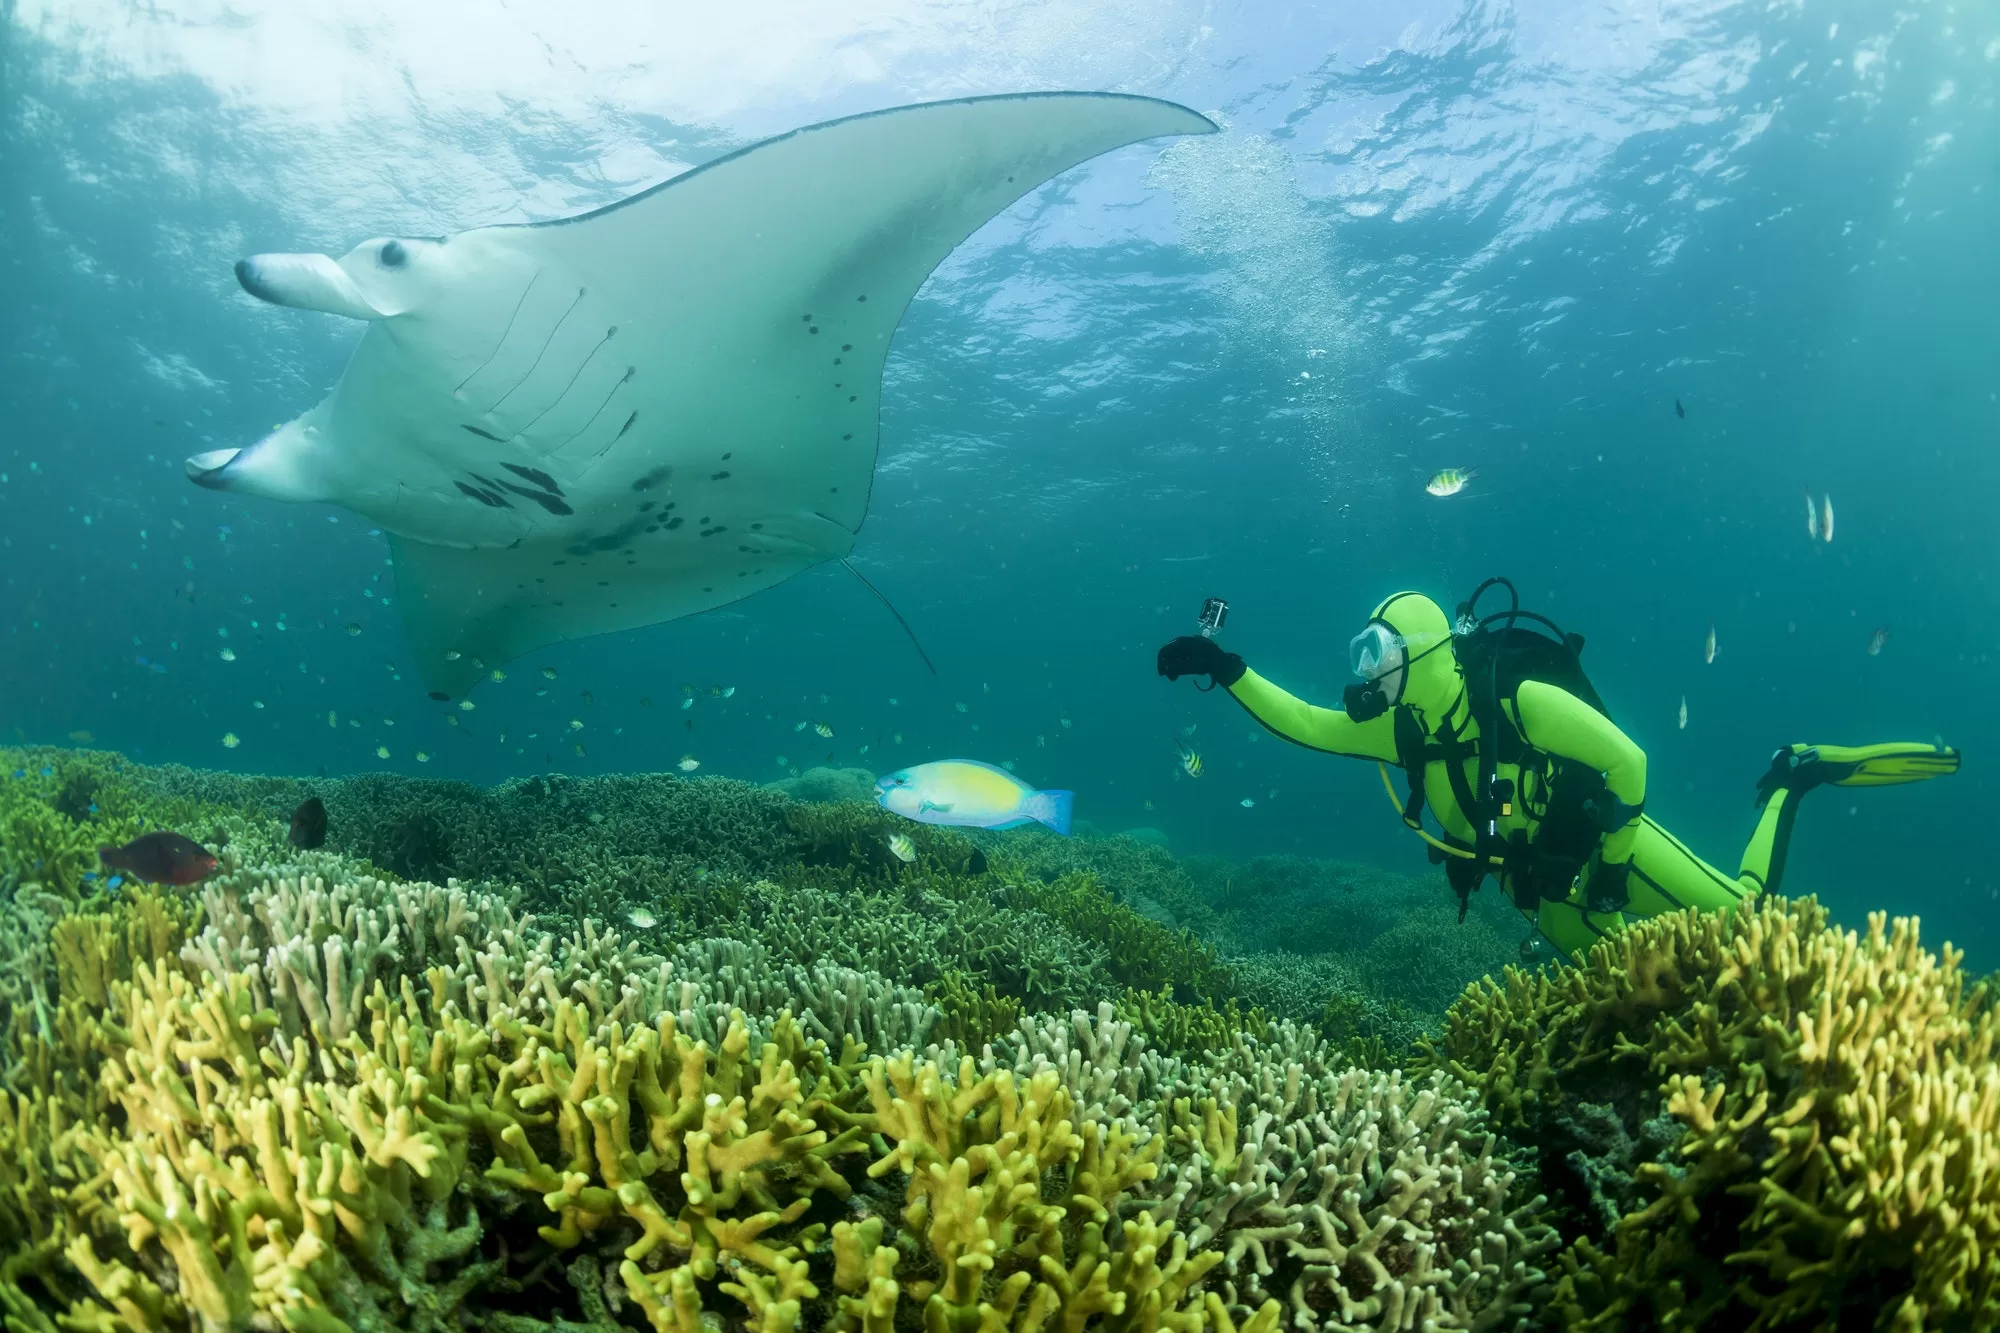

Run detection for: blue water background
[[2, 1, 1995, 960]]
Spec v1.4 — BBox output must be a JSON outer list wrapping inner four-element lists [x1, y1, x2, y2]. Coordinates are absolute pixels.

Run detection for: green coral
[[999, 869, 1233, 1005], [977, 828, 1219, 939], [1417, 895, 2000, 1329], [1112, 986, 1268, 1059]]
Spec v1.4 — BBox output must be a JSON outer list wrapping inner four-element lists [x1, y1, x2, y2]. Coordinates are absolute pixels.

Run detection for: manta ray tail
[[843, 560, 938, 676]]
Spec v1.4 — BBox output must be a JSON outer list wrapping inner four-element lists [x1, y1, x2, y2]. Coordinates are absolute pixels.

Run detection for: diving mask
[[1344, 621, 1407, 720], [1349, 622, 1406, 688]]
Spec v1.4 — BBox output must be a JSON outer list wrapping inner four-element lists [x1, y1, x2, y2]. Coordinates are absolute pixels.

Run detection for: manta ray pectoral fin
[[509, 92, 1220, 538], [236, 253, 386, 320]]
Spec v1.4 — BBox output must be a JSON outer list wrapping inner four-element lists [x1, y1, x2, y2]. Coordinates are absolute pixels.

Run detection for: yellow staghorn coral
[[1424, 894, 2000, 1329], [849, 1053, 1248, 1333]]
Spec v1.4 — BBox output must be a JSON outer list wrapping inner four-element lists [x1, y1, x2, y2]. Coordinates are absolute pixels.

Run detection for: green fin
[[1757, 741, 1959, 806], [1808, 741, 1961, 787]]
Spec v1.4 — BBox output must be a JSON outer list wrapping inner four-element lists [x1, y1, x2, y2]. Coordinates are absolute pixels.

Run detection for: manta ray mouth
[[185, 447, 244, 489]]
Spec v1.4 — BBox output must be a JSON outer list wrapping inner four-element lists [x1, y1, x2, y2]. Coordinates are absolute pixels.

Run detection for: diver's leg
[[1533, 894, 1622, 962], [1533, 817, 1749, 963], [1737, 782, 1803, 895], [1738, 740, 1958, 894], [1631, 817, 1755, 912]]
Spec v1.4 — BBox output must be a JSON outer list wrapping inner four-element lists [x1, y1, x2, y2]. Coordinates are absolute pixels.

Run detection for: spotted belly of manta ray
[[188, 92, 1217, 698]]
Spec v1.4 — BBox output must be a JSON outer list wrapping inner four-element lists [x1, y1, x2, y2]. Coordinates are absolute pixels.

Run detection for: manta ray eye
[[379, 241, 408, 268]]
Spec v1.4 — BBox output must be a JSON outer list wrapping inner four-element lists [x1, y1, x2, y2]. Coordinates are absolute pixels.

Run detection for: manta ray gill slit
[[551, 366, 637, 457], [482, 285, 586, 416], [452, 269, 542, 397], [512, 325, 618, 435]]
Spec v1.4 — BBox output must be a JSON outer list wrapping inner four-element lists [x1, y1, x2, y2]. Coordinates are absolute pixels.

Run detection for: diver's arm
[[1510, 679, 1646, 862], [1227, 668, 1399, 762]]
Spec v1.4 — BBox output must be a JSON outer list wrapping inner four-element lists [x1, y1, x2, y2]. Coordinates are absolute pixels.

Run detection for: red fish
[[98, 831, 218, 886]]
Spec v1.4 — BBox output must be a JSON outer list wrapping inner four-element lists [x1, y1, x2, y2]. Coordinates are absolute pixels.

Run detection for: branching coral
[[1420, 895, 2000, 1329], [999, 870, 1233, 1006], [961, 1004, 1556, 1331], [0, 752, 1572, 1333], [981, 829, 1219, 941]]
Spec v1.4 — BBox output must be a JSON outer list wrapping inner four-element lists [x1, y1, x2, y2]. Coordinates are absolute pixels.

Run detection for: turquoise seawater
[[1, 0, 1995, 963]]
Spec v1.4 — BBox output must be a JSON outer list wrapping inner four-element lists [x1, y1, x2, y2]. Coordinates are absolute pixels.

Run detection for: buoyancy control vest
[[1390, 578, 1624, 920]]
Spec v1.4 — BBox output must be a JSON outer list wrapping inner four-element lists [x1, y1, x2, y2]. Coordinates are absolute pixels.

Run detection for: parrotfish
[[876, 760, 1073, 835], [99, 831, 218, 886]]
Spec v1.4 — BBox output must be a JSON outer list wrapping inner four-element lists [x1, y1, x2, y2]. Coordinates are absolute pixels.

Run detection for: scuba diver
[[1157, 578, 1960, 960]]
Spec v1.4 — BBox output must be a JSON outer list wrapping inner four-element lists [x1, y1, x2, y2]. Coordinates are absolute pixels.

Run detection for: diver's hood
[[1367, 591, 1462, 721]]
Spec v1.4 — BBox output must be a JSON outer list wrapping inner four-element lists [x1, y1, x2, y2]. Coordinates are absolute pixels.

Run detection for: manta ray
[[188, 92, 1215, 698]]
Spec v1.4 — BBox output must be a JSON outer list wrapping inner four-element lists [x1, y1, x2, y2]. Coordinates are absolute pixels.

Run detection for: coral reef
[[24, 747, 1996, 1330], [986, 828, 1219, 941], [765, 766, 878, 805], [0, 751, 1567, 1333], [1419, 894, 2000, 1329], [975, 1005, 1559, 1328]]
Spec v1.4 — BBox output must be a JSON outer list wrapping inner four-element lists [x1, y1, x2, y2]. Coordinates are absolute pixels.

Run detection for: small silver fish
[[1821, 493, 1834, 544], [1867, 627, 1889, 656], [627, 907, 657, 929], [1678, 696, 1688, 730], [678, 755, 701, 773], [1806, 487, 1819, 541], [887, 833, 917, 863], [1704, 623, 1717, 665]]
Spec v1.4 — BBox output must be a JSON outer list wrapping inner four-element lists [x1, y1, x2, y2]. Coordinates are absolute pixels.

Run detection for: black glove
[[1585, 859, 1632, 915], [1157, 636, 1246, 687]]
